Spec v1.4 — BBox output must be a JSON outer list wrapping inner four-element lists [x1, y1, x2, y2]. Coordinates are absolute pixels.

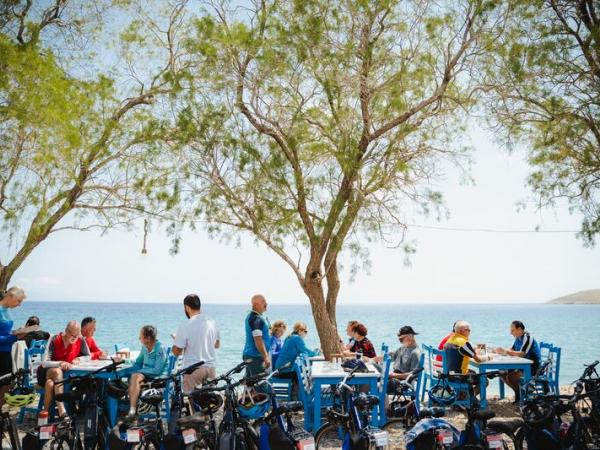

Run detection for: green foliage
[[171, 0, 502, 292], [484, 0, 600, 245]]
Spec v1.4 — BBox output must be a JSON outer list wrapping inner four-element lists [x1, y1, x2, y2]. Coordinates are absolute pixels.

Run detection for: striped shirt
[[511, 332, 541, 363]]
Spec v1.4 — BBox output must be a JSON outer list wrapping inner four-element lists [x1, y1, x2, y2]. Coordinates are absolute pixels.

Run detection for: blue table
[[470, 354, 532, 408], [67, 359, 133, 426], [309, 360, 383, 431]]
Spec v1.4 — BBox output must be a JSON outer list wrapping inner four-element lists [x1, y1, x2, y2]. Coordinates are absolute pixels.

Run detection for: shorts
[[0, 352, 12, 377], [183, 366, 217, 393]]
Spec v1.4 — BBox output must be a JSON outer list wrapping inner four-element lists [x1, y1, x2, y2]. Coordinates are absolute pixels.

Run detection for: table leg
[[520, 364, 532, 404], [479, 366, 488, 409], [313, 381, 322, 431], [106, 395, 118, 427], [499, 379, 505, 399]]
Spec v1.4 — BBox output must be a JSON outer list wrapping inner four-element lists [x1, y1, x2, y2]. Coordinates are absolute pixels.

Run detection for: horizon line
[[23, 299, 556, 305]]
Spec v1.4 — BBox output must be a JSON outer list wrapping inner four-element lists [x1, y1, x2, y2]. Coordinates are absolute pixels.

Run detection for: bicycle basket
[[238, 388, 270, 419], [428, 380, 456, 406]]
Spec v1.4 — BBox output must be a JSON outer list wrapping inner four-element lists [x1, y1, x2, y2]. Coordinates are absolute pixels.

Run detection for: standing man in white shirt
[[172, 294, 220, 393]]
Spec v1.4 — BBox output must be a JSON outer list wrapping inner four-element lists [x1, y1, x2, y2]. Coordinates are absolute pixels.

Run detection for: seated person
[[345, 323, 377, 358], [38, 321, 90, 418], [19, 316, 50, 347], [126, 325, 168, 420], [339, 320, 359, 351], [443, 320, 492, 396], [81, 316, 107, 360], [433, 321, 457, 371], [269, 320, 287, 368], [274, 322, 319, 398], [375, 326, 421, 394], [495, 320, 541, 403]]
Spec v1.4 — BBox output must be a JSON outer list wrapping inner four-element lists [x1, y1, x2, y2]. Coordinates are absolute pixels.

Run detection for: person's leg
[[244, 356, 264, 378], [506, 371, 522, 402], [128, 372, 145, 415], [45, 368, 65, 416]]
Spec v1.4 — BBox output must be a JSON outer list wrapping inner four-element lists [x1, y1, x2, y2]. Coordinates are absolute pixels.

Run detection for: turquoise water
[[11, 302, 600, 388]]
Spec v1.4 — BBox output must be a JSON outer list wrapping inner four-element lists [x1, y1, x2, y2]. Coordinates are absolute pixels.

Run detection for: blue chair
[[294, 356, 314, 431], [537, 342, 561, 395], [421, 344, 443, 402], [270, 376, 293, 401], [427, 348, 470, 408], [19, 340, 48, 423], [163, 350, 178, 421], [377, 353, 392, 425]]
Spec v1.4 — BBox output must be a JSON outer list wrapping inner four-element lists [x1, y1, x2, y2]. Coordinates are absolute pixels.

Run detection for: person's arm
[[87, 338, 103, 360], [296, 335, 319, 357], [253, 336, 270, 364], [460, 341, 488, 363], [507, 334, 531, 357], [131, 349, 144, 371], [172, 324, 186, 357], [139, 345, 167, 377]]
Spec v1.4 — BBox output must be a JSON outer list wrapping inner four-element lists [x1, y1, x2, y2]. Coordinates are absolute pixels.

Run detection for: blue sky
[[8, 126, 599, 304]]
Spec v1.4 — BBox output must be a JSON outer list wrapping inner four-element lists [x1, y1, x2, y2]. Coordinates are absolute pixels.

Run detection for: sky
[[7, 126, 600, 305]]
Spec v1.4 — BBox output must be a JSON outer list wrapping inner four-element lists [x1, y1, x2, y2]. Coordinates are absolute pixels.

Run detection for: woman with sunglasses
[[274, 322, 319, 398]]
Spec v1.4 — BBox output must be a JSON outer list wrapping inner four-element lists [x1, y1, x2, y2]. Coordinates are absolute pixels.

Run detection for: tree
[[173, 0, 506, 356], [484, 0, 600, 245], [0, 0, 189, 290]]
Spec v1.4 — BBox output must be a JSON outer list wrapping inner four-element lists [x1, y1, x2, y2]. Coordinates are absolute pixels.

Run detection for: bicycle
[[449, 370, 524, 449], [379, 367, 449, 448], [517, 364, 600, 450], [110, 360, 206, 450], [251, 363, 314, 450], [36, 358, 124, 450], [313, 361, 390, 449], [1, 369, 31, 450]]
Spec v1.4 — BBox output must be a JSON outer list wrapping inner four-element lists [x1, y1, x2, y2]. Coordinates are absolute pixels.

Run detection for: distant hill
[[548, 289, 600, 304]]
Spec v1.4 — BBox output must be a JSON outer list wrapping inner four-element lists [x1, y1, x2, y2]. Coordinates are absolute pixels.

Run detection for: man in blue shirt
[[495, 320, 541, 403], [243, 295, 271, 377]]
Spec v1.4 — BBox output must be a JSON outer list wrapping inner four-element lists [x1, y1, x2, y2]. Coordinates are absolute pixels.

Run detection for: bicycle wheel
[[382, 418, 409, 449], [314, 422, 346, 449]]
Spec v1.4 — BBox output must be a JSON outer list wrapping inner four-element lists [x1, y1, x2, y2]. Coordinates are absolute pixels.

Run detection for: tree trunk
[[0, 265, 8, 292], [302, 276, 341, 360]]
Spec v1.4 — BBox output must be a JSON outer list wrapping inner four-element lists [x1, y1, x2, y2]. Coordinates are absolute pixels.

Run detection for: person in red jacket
[[38, 321, 90, 418], [81, 316, 107, 360], [434, 321, 458, 371]]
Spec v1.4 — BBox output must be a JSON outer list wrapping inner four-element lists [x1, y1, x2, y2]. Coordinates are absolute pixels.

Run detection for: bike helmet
[[191, 391, 224, 415], [4, 386, 36, 407], [428, 382, 456, 406], [521, 398, 555, 426], [237, 392, 270, 419], [138, 388, 162, 414]]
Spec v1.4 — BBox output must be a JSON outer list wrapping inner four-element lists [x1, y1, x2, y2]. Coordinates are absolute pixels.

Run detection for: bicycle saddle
[[55, 390, 84, 402], [177, 413, 207, 428], [276, 401, 303, 414], [487, 418, 524, 434], [472, 409, 496, 421], [354, 394, 380, 410], [420, 407, 446, 418]]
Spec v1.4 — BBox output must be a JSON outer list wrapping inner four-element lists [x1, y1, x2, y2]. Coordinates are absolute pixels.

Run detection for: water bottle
[[38, 410, 49, 426]]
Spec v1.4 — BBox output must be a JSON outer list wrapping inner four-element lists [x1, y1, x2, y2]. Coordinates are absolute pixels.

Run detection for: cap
[[397, 325, 418, 336]]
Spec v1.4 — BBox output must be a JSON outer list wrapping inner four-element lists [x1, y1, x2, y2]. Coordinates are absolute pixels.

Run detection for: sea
[[12, 302, 600, 391]]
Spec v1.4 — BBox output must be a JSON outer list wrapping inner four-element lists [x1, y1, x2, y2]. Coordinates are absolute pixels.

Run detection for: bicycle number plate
[[297, 437, 315, 450], [183, 428, 198, 444], [486, 434, 503, 449], [373, 431, 388, 446], [126, 429, 142, 443], [437, 430, 453, 444], [39, 425, 56, 440]]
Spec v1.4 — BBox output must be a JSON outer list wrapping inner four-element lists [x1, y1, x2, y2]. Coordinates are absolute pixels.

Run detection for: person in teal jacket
[[126, 325, 167, 419], [275, 322, 319, 398], [0, 287, 26, 407]]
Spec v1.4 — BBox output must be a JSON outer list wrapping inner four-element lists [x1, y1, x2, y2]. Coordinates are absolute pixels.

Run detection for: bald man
[[242, 294, 271, 377], [38, 321, 90, 418]]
